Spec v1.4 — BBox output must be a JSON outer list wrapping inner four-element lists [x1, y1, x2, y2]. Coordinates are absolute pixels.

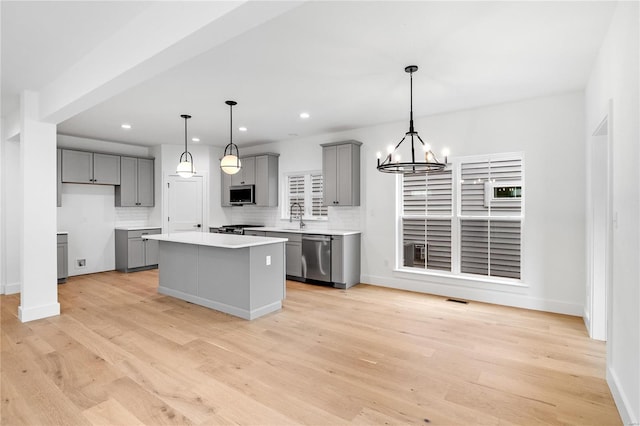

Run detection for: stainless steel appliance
[[216, 224, 262, 235], [301, 234, 332, 282], [230, 185, 255, 205]]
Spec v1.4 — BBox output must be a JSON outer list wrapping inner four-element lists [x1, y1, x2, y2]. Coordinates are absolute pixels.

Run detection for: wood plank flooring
[[1, 270, 621, 425]]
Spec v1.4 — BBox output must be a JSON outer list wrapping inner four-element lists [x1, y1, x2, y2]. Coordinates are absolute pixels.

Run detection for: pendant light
[[220, 100, 242, 175], [176, 114, 196, 178], [376, 65, 449, 174]]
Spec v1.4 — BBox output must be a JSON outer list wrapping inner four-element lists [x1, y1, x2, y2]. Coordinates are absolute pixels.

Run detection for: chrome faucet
[[289, 202, 305, 229]]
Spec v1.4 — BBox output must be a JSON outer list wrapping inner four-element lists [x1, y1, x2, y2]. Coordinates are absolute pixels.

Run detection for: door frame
[[585, 105, 612, 341], [162, 172, 209, 234]]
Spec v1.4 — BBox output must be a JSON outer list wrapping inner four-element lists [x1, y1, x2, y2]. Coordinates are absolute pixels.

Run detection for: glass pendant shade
[[220, 155, 241, 175], [221, 100, 242, 175], [176, 159, 195, 178], [176, 114, 196, 178]]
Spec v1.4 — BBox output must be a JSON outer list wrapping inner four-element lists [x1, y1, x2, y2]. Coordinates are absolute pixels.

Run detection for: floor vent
[[446, 298, 468, 304]]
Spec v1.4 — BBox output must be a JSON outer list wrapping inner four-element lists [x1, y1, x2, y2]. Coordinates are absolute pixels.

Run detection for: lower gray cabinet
[[331, 234, 361, 289], [264, 232, 303, 279], [57, 233, 68, 283], [115, 228, 161, 272]]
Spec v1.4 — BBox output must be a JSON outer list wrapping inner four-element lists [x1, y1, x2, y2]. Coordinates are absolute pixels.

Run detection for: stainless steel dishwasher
[[301, 234, 332, 282]]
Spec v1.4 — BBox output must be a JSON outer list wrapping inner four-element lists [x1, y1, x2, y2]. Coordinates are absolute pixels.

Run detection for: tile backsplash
[[115, 207, 153, 227], [228, 205, 361, 230]]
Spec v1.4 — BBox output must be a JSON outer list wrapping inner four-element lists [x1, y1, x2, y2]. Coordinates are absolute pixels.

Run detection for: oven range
[[216, 224, 263, 235]]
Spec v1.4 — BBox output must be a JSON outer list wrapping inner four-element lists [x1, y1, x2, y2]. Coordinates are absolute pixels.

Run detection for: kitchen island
[[145, 232, 287, 320]]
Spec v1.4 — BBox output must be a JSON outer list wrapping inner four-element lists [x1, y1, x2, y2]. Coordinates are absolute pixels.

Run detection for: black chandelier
[[377, 65, 449, 174]]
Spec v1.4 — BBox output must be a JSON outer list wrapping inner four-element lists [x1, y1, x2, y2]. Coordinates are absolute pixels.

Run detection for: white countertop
[[145, 231, 288, 249], [115, 226, 162, 231], [57, 231, 68, 235], [245, 227, 361, 236]]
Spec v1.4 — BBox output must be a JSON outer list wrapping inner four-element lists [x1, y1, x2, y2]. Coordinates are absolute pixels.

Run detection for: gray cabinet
[[255, 154, 279, 207], [321, 141, 361, 206], [244, 230, 266, 236], [264, 230, 361, 288], [266, 232, 301, 277], [221, 172, 232, 207], [331, 234, 361, 289], [61, 149, 120, 185], [221, 153, 279, 207], [115, 228, 161, 272], [57, 233, 68, 283], [116, 156, 154, 207], [231, 156, 255, 186]]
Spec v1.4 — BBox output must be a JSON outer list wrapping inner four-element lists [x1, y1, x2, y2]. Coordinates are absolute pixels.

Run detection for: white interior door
[[586, 116, 610, 341], [166, 175, 203, 233]]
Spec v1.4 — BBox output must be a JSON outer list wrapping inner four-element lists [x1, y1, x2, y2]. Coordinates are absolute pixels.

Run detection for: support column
[[18, 91, 59, 322]]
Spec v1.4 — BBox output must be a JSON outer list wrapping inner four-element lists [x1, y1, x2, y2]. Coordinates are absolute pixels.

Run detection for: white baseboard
[[361, 274, 583, 316], [2, 281, 21, 295], [607, 365, 638, 426], [18, 302, 60, 322]]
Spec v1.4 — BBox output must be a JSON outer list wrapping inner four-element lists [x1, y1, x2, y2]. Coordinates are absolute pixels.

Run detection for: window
[[400, 153, 524, 281], [283, 172, 328, 220]]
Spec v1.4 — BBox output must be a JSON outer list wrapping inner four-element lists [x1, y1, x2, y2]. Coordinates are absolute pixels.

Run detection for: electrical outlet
[[76, 258, 86, 269], [266, 255, 271, 266]]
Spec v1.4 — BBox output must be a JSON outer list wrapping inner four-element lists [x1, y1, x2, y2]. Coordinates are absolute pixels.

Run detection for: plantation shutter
[[426, 170, 452, 215], [288, 175, 305, 215], [426, 219, 451, 271], [403, 174, 426, 215], [488, 158, 522, 216], [489, 220, 521, 279], [460, 219, 489, 276], [311, 174, 328, 217], [402, 170, 452, 271], [461, 162, 490, 216]]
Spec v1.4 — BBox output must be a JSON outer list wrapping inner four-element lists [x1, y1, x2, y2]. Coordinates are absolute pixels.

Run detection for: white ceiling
[[2, 1, 617, 148]]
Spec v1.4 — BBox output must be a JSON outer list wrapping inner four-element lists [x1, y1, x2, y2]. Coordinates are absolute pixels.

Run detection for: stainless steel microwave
[[230, 185, 255, 205]]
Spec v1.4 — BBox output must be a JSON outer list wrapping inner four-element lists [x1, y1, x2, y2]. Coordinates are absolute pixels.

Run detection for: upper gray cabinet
[[321, 141, 362, 206], [255, 154, 279, 207], [231, 156, 255, 186], [61, 149, 120, 185], [221, 153, 278, 207], [115, 157, 154, 207]]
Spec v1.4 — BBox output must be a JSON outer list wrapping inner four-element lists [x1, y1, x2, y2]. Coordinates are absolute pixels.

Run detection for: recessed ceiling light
[[192, 137, 200, 142], [238, 127, 247, 132], [299, 112, 310, 119], [121, 123, 132, 129]]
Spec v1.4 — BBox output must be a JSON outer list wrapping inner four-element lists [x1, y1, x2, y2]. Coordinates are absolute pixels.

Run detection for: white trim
[[393, 267, 528, 289], [18, 302, 60, 322], [158, 286, 281, 320], [361, 274, 582, 316], [607, 365, 637, 426], [3, 281, 20, 295]]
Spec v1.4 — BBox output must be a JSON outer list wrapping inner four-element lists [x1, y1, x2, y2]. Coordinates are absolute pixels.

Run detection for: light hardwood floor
[[1, 271, 621, 425]]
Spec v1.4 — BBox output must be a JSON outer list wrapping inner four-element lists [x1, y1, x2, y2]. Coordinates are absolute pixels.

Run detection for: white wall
[[585, 2, 639, 423], [233, 92, 586, 316], [1, 139, 22, 294], [56, 135, 153, 276]]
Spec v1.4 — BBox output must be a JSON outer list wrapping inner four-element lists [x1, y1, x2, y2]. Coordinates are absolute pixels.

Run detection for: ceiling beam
[[37, 1, 303, 126]]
